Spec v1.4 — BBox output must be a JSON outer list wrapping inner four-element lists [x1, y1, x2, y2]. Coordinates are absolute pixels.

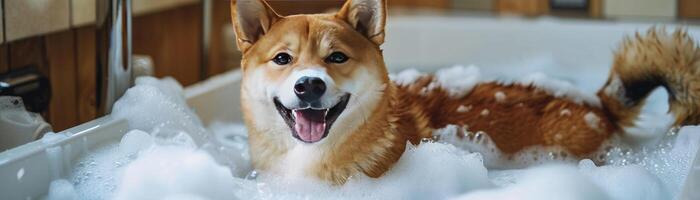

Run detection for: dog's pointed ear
[[336, 0, 387, 45], [231, 0, 281, 52]]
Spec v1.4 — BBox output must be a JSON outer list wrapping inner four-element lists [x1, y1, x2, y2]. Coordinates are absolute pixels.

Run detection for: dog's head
[[232, 0, 389, 145]]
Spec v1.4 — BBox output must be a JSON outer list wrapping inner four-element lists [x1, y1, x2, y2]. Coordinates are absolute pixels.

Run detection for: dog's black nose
[[294, 76, 326, 103]]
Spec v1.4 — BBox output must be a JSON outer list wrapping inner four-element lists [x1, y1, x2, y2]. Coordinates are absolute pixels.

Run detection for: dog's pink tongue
[[294, 110, 326, 142]]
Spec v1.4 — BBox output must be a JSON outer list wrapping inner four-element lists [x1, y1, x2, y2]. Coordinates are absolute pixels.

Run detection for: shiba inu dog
[[231, 0, 700, 184]]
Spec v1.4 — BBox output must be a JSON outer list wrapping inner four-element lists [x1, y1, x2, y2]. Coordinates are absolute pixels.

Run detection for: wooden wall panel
[[207, 0, 233, 77], [589, 0, 603, 18], [133, 4, 202, 86], [75, 27, 98, 123], [679, 0, 700, 18], [8, 38, 46, 72], [0, 46, 8, 73], [45, 31, 78, 131], [496, 0, 549, 16], [210, 0, 239, 75]]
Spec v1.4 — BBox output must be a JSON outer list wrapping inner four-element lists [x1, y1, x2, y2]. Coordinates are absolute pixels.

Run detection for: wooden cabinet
[[71, 0, 96, 27], [4, 0, 71, 41], [603, 0, 676, 18]]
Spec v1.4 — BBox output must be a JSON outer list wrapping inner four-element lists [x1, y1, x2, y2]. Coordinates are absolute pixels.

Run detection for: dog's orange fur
[[396, 80, 615, 156], [232, 0, 700, 184]]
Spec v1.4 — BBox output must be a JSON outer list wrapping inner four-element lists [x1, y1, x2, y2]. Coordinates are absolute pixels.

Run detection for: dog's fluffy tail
[[598, 28, 700, 129]]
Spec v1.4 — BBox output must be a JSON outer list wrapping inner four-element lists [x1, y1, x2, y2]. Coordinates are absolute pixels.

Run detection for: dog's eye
[[325, 52, 349, 64], [272, 53, 292, 65]]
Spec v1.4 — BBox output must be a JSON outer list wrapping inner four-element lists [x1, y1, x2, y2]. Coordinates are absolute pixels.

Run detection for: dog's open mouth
[[273, 94, 351, 143]]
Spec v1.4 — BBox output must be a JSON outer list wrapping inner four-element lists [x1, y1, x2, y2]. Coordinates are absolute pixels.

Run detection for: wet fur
[[232, 0, 700, 184]]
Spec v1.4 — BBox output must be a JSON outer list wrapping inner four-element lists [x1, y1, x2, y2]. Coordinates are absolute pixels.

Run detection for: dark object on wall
[[0, 66, 52, 113], [551, 0, 588, 10]]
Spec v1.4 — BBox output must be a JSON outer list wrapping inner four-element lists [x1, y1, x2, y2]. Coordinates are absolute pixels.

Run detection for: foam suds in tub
[[44, 68, 700, 199]]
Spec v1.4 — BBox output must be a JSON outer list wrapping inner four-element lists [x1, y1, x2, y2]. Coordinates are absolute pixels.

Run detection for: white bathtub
[[1, 15, 699, 199]]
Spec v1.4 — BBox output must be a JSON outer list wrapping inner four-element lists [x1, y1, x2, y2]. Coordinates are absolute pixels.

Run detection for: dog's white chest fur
[[273, 145, 323, 178]]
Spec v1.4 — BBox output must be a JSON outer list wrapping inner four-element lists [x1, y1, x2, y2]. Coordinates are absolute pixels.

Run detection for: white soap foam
[[57, 77, 246, 199], [494, 91, 506, 102], [437, 122, 700, 199], [203, 122, 252, 177], [112, 145, 237, 200], [370, 142, 492, 199], [67, 127, 243, 200], [118, 129, 154, 156], [395, 65, 601, 106], [228, 142, 492, 200], [111, 76, 209, 146], [67, 132, 494, 200], [47, 179, 78, 200], [584, 112, 601, 130], [390, 68, 426, 86], [593, 126, 700, 197], [511, 72, 602, 106], [434, 124, 578, 168], [434, 65, 482, 98], [50, 73, 700, 200], [560, 109, 572, 116], [453, 165, 610, 200], [457, 105, 471, 113], [480, 109, 489, 116], [69, 142, 126, 200], [578, 159, 669, 200]]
